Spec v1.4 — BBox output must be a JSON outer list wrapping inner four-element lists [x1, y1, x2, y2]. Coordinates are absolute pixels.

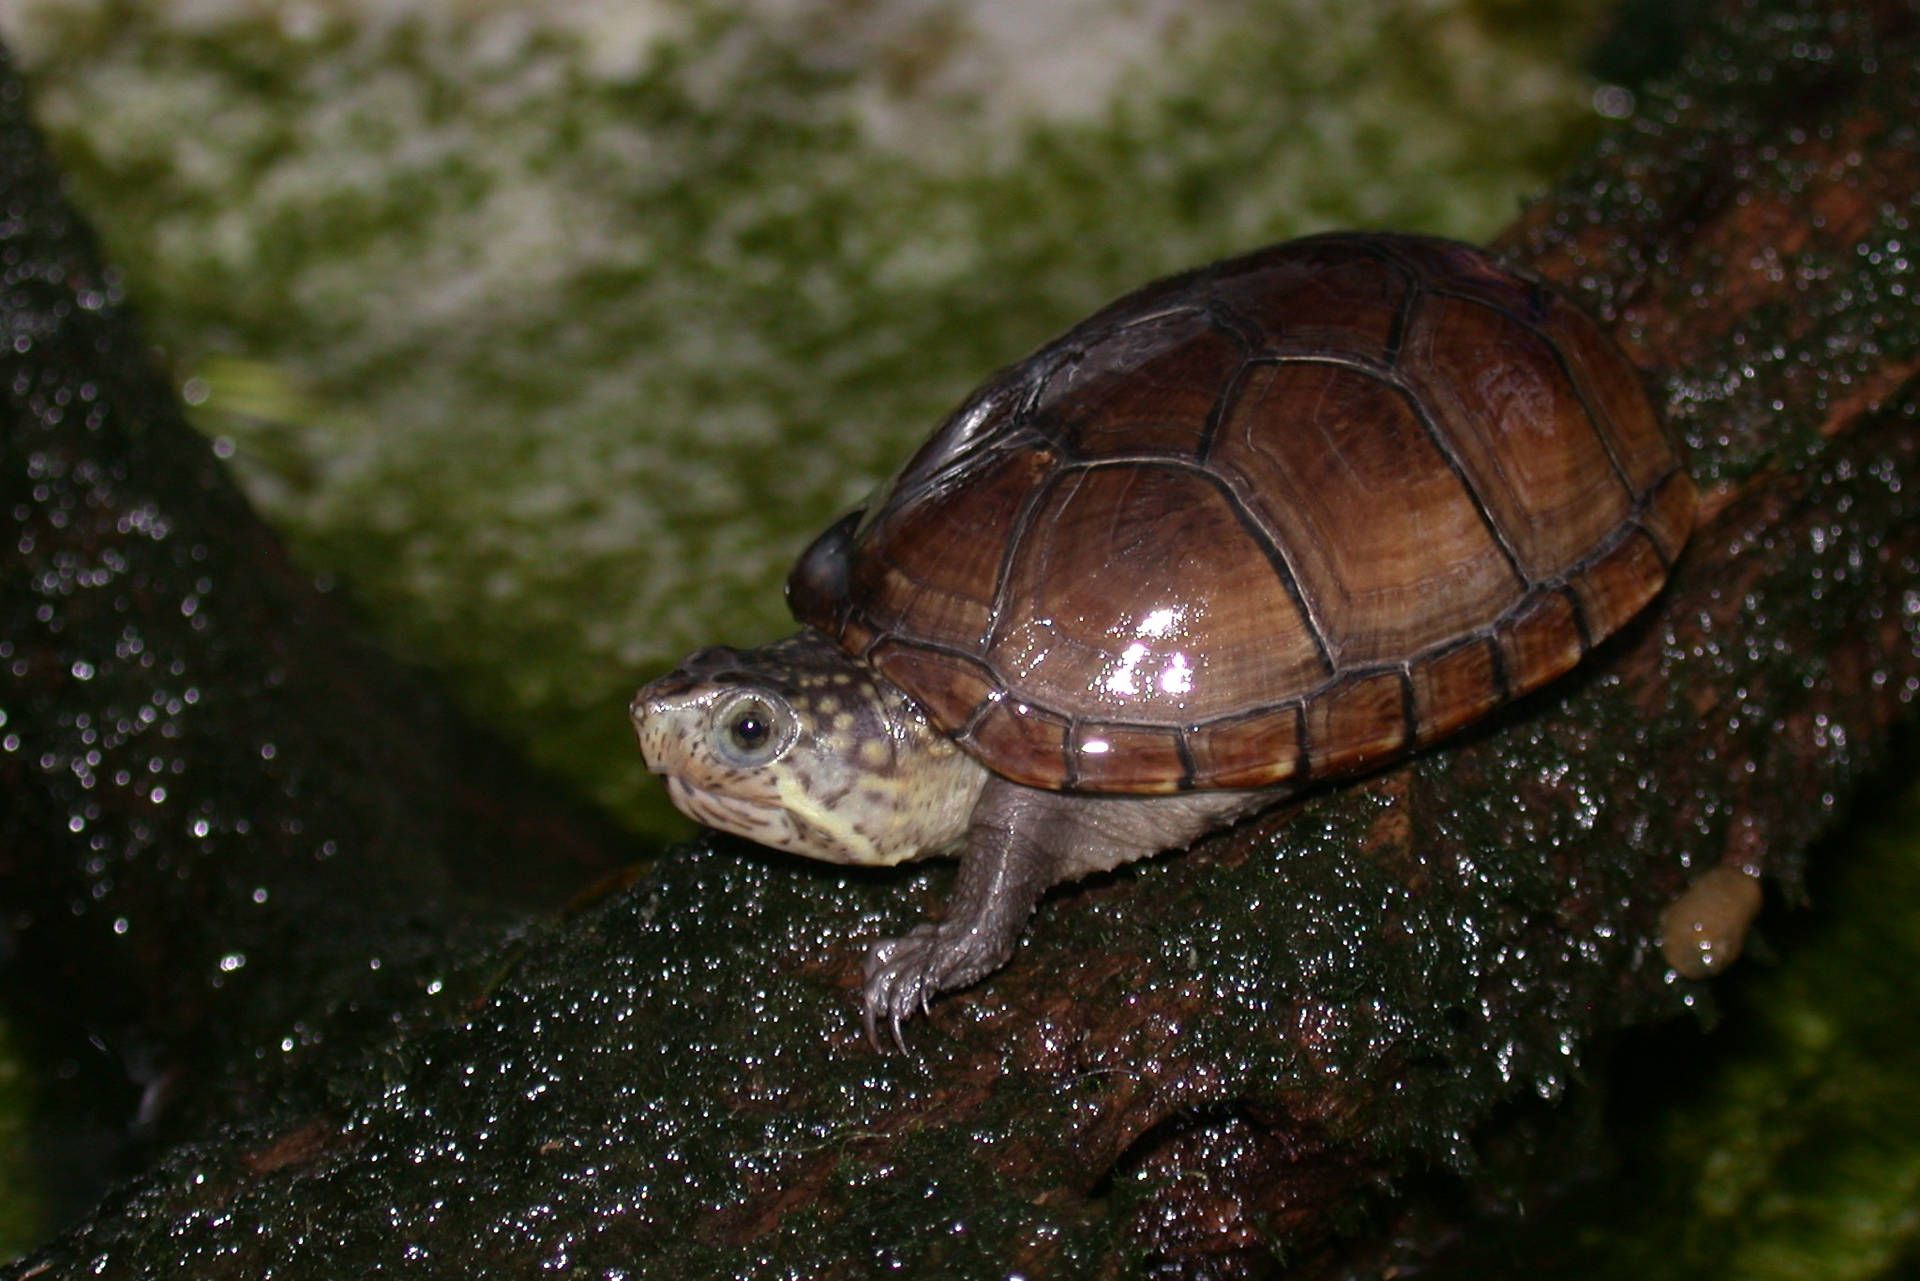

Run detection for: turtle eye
[[713, 693, 793, 768]]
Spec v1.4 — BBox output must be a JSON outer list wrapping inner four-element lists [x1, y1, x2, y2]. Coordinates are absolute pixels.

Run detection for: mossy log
[[5, 0, 1920, 1275]]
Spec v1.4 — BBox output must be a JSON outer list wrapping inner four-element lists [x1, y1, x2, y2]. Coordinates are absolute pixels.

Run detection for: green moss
[[3, 0, 1613, 837]]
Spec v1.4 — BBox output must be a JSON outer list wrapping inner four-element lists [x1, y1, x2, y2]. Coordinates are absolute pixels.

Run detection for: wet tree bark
[[0, 36, 640, 1194], [5, 0, 1919, 1276]]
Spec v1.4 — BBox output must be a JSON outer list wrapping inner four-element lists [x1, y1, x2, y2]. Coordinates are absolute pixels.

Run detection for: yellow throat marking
[[770, 770, 914, 866]]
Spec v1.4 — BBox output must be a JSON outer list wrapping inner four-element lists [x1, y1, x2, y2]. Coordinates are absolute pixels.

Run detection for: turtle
[[632, 231, 1695, 1045]]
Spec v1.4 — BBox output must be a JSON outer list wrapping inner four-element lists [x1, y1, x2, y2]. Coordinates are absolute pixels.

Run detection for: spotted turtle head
[[632, 631, 987, 867]]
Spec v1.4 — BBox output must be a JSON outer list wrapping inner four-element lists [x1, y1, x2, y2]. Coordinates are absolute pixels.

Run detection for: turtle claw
[[860, 920, 1006, 1051], [861, 986, 913, 1056], [859, 999, 909, 1056]]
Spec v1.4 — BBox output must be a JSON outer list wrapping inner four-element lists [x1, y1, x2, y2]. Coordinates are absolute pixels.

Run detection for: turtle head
[[632, 630, 987, 867]]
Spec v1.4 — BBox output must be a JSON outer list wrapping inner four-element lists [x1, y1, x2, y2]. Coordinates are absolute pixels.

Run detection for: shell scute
[[848, 445, 1053, 650], [1003, 466, 1325, 709], [1492, 588, 1588, 693], [1052, 311, 1242, 460], [1398, 293, 1637, 580], [1376, 233, 1540, 315], [1536, 290, 1677, 495], [1305, 670, 1411, 779], [1212, 360, 1524, 668], [962, 698, 1071, 780], [1207, 240, 1413, 360], [866, 640, 999, 729], [1407, 638, 1506, 746], [1186, 706, 1304, 791], [1568, 528, 1673, 641], [1069, 720, 1188, 793], [1640, 469, 1700, 566]]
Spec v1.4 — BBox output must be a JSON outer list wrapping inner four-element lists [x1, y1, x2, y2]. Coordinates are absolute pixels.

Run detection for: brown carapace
[[791, 232, 1692, 795]]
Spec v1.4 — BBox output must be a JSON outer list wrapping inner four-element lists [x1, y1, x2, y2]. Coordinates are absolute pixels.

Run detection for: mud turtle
[[633, 231, 1694, 1042]]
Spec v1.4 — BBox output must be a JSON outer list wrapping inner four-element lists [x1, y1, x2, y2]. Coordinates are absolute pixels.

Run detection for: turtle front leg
[[859, 778, 1270, 1048], [861, 778, 1066, 1049]]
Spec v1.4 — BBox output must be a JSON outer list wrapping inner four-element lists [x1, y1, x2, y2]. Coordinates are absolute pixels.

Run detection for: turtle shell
[[788, 232, 1694, 794]]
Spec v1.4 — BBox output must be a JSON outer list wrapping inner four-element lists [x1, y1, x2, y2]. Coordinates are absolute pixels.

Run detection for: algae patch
[[2, 0, 1614, 836]]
